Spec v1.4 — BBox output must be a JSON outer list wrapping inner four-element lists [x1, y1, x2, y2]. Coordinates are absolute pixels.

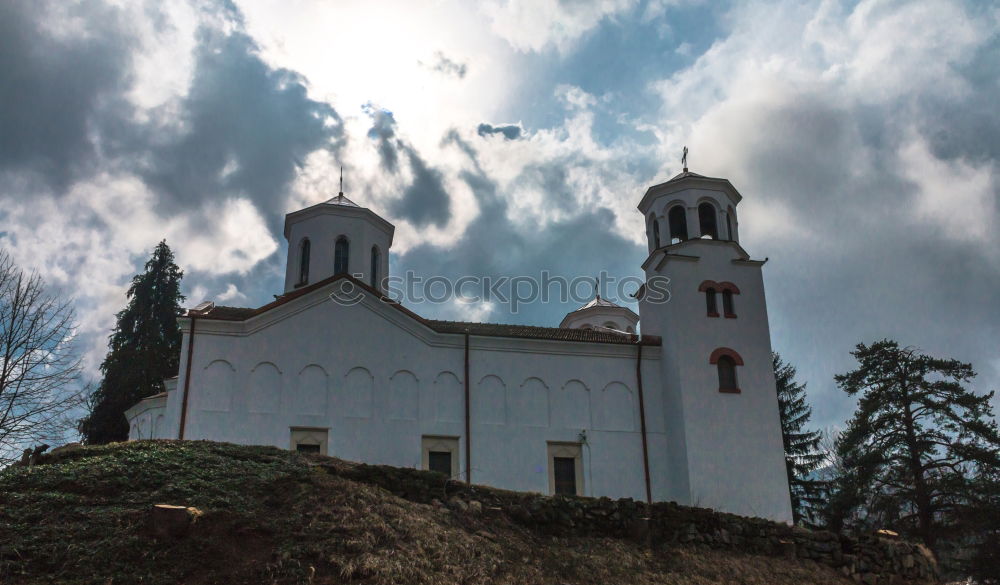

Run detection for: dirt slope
[[0, 441, 857, 585]]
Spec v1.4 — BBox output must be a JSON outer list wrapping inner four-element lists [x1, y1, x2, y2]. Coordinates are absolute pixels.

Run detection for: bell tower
[[283, 190, 394, 293], [637, 168, 792, 523]]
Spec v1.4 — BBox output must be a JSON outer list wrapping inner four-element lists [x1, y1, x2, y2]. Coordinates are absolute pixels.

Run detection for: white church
[[126, 169, 794, 523]]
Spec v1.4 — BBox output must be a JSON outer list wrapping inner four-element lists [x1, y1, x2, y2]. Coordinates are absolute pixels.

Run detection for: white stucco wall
[[161, 281, 675, 504], [124, 391, 169, 441], [640, 239, 792, 523]]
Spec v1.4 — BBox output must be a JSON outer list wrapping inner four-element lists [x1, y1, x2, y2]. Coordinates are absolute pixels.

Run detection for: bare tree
[[0, 250, 86, 465]]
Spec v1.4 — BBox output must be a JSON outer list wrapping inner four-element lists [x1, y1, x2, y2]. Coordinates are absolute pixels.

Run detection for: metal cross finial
[[594, 276, 600, 300], [339, 165, 344, 195], [682, 146, 688, 172]]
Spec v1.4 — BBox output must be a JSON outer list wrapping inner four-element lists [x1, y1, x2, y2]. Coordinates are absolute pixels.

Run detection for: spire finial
[[682, 146, 688, 172], [595, 276, 600, 300], [339, 165, 344, 196]]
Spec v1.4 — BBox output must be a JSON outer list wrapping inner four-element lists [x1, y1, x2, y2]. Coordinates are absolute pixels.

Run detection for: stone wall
[[334, 462, 939, 585]]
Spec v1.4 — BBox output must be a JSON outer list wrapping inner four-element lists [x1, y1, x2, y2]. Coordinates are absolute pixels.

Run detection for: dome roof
[[574, 296, 626, 311], [559, 293, 639, 331], [325, 193, 359, 207]]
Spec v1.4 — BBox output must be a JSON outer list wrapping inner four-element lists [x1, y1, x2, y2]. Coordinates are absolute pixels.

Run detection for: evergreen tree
[[79, 241, 184, 444], [834, 339, 1000, 550], [773, 352, 825, 525]]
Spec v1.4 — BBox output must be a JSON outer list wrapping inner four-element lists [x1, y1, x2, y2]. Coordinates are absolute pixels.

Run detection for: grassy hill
[[0, 441, 914, 585]]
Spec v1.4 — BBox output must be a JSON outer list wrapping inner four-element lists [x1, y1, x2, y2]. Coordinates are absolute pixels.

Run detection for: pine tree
[[79, 241, 184, 444], [773, 352, 825, 525], [834, 339, 1000, 550]]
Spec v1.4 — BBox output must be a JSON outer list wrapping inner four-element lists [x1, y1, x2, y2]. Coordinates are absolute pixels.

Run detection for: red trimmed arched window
[[698, 280, 721, 317], [709, 347, 744, 393]]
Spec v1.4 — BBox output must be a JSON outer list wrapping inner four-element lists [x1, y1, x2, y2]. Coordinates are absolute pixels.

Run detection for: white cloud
[[479, 0, 635, 53], [899, 133, 997, 249], [216, 283, 247, 303]]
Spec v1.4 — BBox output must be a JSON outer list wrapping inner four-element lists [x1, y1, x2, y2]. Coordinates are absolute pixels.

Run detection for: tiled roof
[[426, 319, 657, 345], [200, 306, 258, 320], [186, 274, 659, 346], [325, 193, 359, 207]]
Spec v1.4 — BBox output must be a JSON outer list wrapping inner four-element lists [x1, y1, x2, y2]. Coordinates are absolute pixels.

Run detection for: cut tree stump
[[149, 504, 202, 538]]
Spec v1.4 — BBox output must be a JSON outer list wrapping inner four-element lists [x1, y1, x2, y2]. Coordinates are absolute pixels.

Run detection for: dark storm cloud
[[477, 122, 523, 140], [365, 106, 451, 228], [0, 0, 134, 189], [365, 105, 400, 172], [423, 51, 468, 79], [138, 26, 344, 221], [0, 0, 344, 231], [723, 84, 1000, 428]]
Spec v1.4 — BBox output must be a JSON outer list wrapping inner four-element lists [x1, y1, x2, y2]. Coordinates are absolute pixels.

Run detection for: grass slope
[[0, 441, 853, 585]]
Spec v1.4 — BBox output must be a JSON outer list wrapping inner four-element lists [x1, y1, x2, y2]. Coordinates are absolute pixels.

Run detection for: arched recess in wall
[[432, 371, 463, 423], [698, 201, 719, 239], [130, 423, 138, 440], [135, 418, 146, 440], [344, 367, 374, 418], [295, 364, 328, 415], [668, 204, 688, 243], [387, 370, 419, 420], [509, 377, 549, 427], [154, 414, 165, 438], [200, 359, 235, 412], [595, 381, 635, 431], [475, 375, 506, 424], [247, 362, 282, 414], [551, 379, 590, 429]]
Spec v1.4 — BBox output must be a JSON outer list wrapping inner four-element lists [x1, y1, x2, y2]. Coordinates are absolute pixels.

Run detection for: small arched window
[[705, 288, 718, 317], [709, 348, 744, 393], [370, 246, 380, 289], [726, 212, 734, 241], [651, 215, 661, 248], [717, 356, 738, 392], [298, 238, 311, 285], [722, 289, 735, 317], [698, 203, 718, 239], [334, 236, 350, 275], [668, 205, 688, 243]]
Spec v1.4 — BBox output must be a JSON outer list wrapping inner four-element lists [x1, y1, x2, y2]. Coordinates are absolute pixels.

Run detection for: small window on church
[[422, 436, 459, 478], [290, 427, 328, 455], [370, 246, 380, 289], [334, 236, 349, 275], [717, 356, 738, 392], [651, 214, 660, 248], [726, 211, 734, 241], [668, 205, 688, 243], [706, 288, 719, 317], [428, 451, 451, 475], [547, 442, 583, 496], [554, 458, 576, 495], [698, 203, 718, 239], [298, 238, 310, 286], [722, 289, 735, 317]]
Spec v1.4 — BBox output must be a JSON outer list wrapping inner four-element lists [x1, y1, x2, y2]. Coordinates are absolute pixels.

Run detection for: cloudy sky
[[1, 0, 998, 430]]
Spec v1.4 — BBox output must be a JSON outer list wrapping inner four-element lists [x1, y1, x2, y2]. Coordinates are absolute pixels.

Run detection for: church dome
[[559, 294, 639, 334]]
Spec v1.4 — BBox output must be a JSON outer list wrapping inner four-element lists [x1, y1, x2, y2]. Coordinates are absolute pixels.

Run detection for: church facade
[[125, 170, 794, 523]]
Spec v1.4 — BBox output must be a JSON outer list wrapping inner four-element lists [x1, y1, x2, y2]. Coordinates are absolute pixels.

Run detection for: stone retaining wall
[[337, 462, 939, 585]]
